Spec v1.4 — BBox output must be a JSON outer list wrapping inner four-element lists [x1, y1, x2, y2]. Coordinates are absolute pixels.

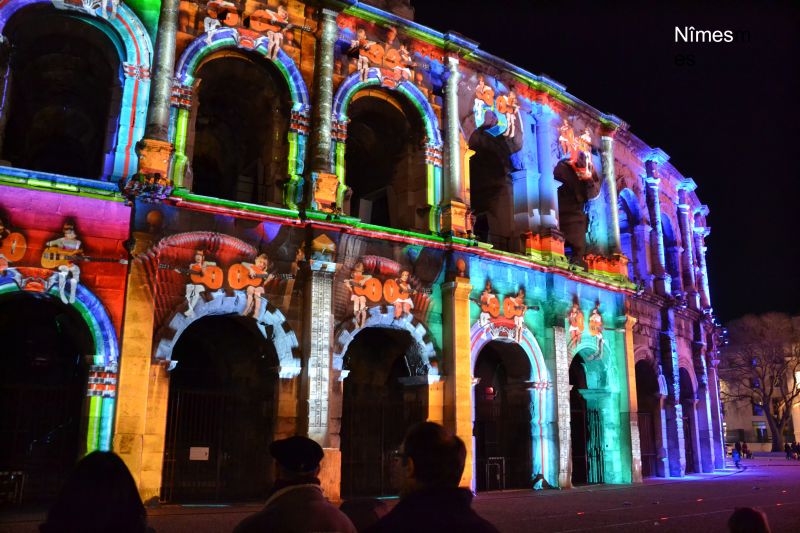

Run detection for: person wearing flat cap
[[234, 436, 356, 533]]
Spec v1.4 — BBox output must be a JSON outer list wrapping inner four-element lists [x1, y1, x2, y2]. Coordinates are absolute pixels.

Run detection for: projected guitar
[[0, 232, 27, 262], [249, 10, 312, 33], [159, 263, 224, 290], [41, 247, 128, 269], [227, 263, 294, 290], [503, 297, 529, 318], [383, 279, 433, 302], [470, 296, 501, 318]]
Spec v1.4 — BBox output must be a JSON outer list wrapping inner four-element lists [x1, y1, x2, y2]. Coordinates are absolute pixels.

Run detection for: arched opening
[[344, 89, 427, 230], [569, 354, 603, 484], [618, 189, 641, 280], [679, 367, 696, 475], [468, 130, 515, 252], [635, 360, 660, 477], [1, 6, 122, 179], [554, 161, 600, 265], [661, 214, 681, 296], [190, 52, 290, 205], [0, 292, 92, 503], [161, 314, 279, 502], [473, 340, 532, 491], [340, 327, 428, 497]]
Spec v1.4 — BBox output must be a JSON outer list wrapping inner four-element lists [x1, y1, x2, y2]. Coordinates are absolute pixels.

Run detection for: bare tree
[[719, 313, 800, 451]]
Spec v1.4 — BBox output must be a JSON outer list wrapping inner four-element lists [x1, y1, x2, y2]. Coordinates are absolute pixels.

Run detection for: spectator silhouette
[[365, 422, 498, 533], [39, 451, 150, 533], [234, 436, 356, 533], [728, 507, 770, 533]]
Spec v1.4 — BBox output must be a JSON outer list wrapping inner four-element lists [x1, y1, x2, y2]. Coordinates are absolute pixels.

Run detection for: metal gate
[[162, 389, 271, 502], [475, 402, 533, 491], [586, 408, 604, 484], [341, 389, 427, 498], [637, 411, 657, 477], [0, 383, 81, 504], [683, 412, 695, 474]]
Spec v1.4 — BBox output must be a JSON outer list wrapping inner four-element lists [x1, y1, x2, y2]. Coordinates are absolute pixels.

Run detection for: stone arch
[[469, 322, 554, 487], [154, 290, 300, 379], [171, 29, 310, 206], [331, 73, 443, 231], [332, 308, 438, 381], [0, 0, 153, 180], [0, 274, 119, 452]]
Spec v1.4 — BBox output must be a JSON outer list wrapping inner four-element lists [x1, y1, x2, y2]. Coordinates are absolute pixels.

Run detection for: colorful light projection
[[1, 0, 155, 181], [0, 181, 128, 453]]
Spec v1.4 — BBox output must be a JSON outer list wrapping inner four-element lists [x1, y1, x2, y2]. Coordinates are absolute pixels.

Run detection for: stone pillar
[[693, 225, 712, 310], [130, 0, 178, 196], [633, 224, 652, 289], [303, 258, 339, 500], [441, 276, 474, 489], [308, 8, 338, 175], [0, 39, 13, 159], [439, 55, 468, 235], [601, 135, 622, 255], [144, 0, 178, 141], [644, 160, 670, 296], [535, 103, 558, 230], [552, 326, 573, 488], [692, 324, 715, 472], [511, 168, 534, 252], [114, 224, 161, 499], [704, 331, 725, 469], [623, 315, 643, 483], [306, 7, 339, 211], [659, 306, 685, 476], [676, 181, 699, 309]]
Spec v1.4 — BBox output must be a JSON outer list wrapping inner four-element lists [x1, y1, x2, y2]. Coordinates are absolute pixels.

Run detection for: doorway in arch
[[636, 360, 660, 477], [473, 340, 533, 491], [0, 291, 92, 503], [569, 354, 604, 485], [161, 314, 278, 502], [340, 327, 428, 498]]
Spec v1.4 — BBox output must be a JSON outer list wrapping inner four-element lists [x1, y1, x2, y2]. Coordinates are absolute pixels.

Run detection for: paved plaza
[[2, 457, 799, 532]]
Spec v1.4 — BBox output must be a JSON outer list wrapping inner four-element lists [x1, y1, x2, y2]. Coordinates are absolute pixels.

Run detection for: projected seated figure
[[345, 261, 371, 328], [45, 223, 83, 304], [242, 253, 275, 319]]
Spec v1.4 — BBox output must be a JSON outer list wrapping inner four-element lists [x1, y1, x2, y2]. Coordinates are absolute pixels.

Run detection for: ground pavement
[[2, 455, 799, 532]]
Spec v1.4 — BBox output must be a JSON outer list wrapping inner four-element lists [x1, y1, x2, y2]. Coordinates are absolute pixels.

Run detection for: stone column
[[601, 135, 622, 255], [692, 323, 715, 472], [439, 55, 468, 235], [676, 181, 699, 309], [633, 223, 653, 289], [131, 0, 178, 193], [114, 223, 161, 499], [306, 7, 339, 211], [704, 325, 725, 469], [308, 8, 338, 175], [0, 39, 13, 159], [303, 258, 339, 500], [623, 315, 643, 483], [441, 276, 474, 489], [552, 326, 573, 488], [644, 160, 670, 296], [693, 225, 712, 310], [535, 103, 559, 230], [659, 306, 685, 476]]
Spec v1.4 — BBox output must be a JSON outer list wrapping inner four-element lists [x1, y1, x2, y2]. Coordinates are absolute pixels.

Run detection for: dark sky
[[414, 0, 800, 323]]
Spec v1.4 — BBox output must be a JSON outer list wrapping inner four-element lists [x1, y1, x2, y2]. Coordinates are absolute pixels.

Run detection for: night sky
[[413, 0, 800, 323]]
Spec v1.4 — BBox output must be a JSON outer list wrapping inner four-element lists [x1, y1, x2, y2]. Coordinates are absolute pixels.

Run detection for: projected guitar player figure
[[44, 223, 83, 304], [345, 261, 372, 328], [240, 253, 275, 318]]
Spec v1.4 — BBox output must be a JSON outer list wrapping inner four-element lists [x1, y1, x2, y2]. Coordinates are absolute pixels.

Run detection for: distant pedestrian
[[728, 507, 770, 533], [784, 442, 792, 460], [40, 451, 151, 533], [741, 443, 751, 459], [234, 436, 356, 533], [732, 447, 742, 469], [365, 421, 498, 533]]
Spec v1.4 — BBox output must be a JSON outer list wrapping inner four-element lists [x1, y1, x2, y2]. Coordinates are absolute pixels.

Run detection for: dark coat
[[364, 487, 499, 533], [234, 484, 356, 533]]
